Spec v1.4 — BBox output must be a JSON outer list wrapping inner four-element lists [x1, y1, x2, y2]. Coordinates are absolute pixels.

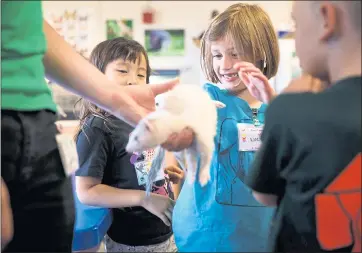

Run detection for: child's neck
[[329, 39, 361, 83], [236, 89, 262, 109]]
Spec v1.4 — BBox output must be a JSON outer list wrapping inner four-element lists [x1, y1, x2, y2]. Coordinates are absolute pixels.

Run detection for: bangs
[[200, 3, 280, 82], [89, 37, 151, 82], [113, 45, 145, 66]]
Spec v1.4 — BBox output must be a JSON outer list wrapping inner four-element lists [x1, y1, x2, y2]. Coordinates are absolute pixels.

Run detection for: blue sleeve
[[75, 126, 113, 179]]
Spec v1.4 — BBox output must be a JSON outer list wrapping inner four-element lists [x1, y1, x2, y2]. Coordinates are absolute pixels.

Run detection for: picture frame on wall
[[45, 8, 91, 58], [145, 29, 185, 56], [106, 19, 133, 40]]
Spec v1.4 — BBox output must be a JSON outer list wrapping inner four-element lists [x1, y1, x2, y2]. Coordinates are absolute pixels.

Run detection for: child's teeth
[[223, 74, 237, 77]]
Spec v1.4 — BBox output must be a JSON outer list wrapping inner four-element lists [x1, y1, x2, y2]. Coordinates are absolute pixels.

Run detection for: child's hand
[[141, 193, 175, 226], [234, 62, 276, 104], [165, 165, 185, 184]]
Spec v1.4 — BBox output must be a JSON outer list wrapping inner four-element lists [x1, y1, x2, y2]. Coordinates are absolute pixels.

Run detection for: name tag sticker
[[237, 123, 263, 151], [56, 134, 79, 176]]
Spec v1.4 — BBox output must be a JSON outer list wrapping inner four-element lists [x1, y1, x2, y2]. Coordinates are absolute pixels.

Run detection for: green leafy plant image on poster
[[145, 29, 185, 56], [106, 19, 133, 40]]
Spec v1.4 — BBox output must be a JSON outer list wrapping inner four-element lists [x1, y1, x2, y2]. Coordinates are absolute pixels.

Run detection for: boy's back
[[247, 76, 361, 252]]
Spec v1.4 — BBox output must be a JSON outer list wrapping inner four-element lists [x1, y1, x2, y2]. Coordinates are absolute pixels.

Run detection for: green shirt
[[1, 1, 56, 112]]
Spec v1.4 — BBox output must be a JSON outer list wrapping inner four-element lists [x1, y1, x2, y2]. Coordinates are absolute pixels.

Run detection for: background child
[[245, 1, 361, 252], [75, 37, 180, 252], [170, 3, 280, 252]]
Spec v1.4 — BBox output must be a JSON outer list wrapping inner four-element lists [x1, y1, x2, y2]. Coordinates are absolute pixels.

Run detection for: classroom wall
[[42, 1, 294, 86]]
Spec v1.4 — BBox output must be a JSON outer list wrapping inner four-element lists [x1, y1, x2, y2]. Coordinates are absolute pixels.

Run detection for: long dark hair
[[74, 37, 151, 140]]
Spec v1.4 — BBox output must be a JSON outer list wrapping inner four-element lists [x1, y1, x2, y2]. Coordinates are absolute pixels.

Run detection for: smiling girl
[[172, 3, 280, 252]]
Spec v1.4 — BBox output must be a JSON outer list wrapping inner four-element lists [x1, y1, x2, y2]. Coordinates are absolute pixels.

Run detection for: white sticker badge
[[237, 123, 264, 151]]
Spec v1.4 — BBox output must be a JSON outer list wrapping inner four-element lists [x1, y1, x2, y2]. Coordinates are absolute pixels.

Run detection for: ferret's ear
[[144, 119, 154, 132], [214, 101, 226, 108]]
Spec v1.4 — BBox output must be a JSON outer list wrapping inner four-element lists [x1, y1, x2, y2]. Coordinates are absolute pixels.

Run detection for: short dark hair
[[89, 37, 151, 83], [74, 37, 151, 140]]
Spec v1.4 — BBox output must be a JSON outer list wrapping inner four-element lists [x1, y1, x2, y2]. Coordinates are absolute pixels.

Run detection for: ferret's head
[[126, 117, 165, 153], [155, 92, 185, 114]]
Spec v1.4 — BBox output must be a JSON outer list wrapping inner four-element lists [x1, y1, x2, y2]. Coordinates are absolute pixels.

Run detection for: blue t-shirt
[[172, 83, 275, 252]]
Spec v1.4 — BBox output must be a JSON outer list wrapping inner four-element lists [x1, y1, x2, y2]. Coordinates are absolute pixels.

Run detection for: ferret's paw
[[199, 170, 211, 186]]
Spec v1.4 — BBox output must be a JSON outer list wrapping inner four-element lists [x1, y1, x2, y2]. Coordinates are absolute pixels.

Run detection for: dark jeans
[[1, 110, 75, 252]]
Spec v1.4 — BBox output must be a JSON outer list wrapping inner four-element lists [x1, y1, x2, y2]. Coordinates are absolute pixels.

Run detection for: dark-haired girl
[[74, 37, 179, 252]]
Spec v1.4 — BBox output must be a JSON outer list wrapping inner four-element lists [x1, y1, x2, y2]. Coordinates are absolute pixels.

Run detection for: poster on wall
[[46, 9, 90, 58], [106, 19, 133, 40], [145, 29, 185, 56]]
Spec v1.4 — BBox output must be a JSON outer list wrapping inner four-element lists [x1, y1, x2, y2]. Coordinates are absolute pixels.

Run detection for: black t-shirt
[[245, 76, 361, 252], [75, 115, 173, 246]]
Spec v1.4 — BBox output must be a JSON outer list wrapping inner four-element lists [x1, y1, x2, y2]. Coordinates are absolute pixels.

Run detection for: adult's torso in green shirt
[[1, 1, 56, 112]]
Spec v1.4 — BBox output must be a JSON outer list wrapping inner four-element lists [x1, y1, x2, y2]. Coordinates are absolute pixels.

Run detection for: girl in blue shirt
[[171, 3, 280, 252]]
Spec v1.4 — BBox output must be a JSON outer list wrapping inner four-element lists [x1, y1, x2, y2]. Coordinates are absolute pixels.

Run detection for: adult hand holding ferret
[[161, 128, 195, 151]]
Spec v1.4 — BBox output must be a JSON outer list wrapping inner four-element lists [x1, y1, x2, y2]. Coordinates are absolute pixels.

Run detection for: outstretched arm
[[42, 20, 144, 125], [42, 20, 178, 126], [42, 19, 195, 149]]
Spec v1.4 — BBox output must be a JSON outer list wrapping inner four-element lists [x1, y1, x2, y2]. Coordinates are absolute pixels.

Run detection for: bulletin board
[[45, 9, 91, 57]]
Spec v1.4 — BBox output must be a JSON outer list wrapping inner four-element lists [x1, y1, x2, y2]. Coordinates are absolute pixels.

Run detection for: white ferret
[[126, 84, 225, 187]]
